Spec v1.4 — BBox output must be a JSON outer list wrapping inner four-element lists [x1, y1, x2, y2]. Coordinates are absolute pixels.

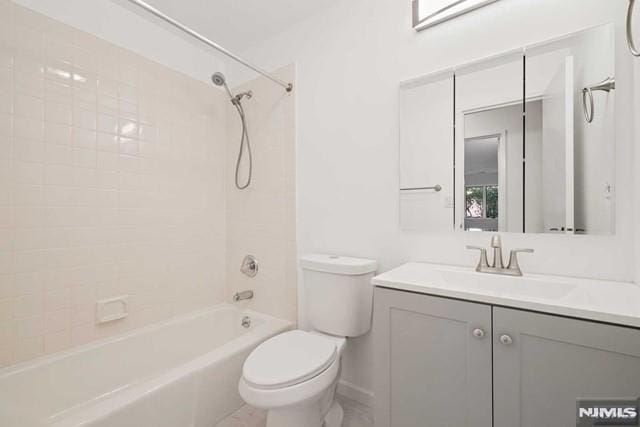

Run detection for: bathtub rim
[[0, 303, 292, 378], [48, 306, 293, 426]]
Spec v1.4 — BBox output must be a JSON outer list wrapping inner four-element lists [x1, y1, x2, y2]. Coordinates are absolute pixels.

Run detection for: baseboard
[[337, 380, 374, 407]]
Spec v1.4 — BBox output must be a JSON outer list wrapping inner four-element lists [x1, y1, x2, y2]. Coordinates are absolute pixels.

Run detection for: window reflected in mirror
[[464, 136, 499, 232]]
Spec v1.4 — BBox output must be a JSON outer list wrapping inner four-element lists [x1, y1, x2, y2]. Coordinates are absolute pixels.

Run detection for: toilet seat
[[239, 352, 341, 410], [243, 330, 337, 390]]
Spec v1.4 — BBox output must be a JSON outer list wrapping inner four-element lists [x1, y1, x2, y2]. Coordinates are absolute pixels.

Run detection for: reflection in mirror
[[398, 23, 616, 235], [525, 59, 572, 234], [399, 73, 454, 230], [526, 23, 615, 235], [463, 103, 529, 232], [464, 136, 500, 232], [455, 52, 523, 232]]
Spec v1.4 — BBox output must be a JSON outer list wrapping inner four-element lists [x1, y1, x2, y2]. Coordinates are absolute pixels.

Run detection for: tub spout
[[233, 290, 254, 302]]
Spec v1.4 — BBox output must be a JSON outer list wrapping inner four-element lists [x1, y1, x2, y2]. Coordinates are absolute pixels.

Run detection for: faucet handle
[[466, 245, 489, 271], [511, 248, 534, 253], [507, 248, 534, 276], [466, 245, 484, 250], [490, 234, 502, 248]]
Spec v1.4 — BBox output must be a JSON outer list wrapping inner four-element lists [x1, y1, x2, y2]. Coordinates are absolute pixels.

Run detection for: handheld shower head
[[211, 72, 226, 87], [210, 71, 254, 190], [212, 71, 235, 101]]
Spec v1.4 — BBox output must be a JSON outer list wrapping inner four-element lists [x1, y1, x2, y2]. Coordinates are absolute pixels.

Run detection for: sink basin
[[439, 270, 576, 300], [372, 262, 640, 328]]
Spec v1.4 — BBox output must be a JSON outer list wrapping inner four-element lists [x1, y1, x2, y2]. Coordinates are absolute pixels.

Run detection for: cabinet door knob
[[472, 328, 485, 339], [499, 334, 513, 345]]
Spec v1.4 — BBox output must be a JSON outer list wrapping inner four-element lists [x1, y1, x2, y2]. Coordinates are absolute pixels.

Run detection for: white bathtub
[[0, 304, 292, 427]]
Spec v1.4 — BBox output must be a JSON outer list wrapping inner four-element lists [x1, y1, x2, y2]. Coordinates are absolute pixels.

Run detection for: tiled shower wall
[[226, 65, 297, 323], [0, 1, 228, 366]]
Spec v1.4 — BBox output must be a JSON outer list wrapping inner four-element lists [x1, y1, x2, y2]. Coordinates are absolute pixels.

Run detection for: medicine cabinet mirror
[[399, 23, 616, 235]]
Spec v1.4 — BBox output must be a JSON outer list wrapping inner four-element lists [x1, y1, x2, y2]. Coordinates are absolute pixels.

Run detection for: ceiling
[[116, 0, 336, 53], [464, 137, 499, 176]]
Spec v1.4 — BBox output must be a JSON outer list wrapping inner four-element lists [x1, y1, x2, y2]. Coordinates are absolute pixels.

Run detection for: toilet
[[238, 254, 378, 427]]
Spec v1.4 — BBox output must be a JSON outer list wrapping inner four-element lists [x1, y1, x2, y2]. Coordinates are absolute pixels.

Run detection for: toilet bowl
[[238, 254, 378, 427], [239, 330, 346, 427]]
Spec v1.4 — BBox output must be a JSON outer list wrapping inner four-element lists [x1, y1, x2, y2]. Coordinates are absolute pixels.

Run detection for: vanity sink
[[372, 263, 640, 328], [438, 270, 576, 300]]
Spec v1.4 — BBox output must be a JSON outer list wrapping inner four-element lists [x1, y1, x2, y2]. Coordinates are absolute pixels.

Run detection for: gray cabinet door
[[493, 307, 640, 427], [373, 288, 492, 427]]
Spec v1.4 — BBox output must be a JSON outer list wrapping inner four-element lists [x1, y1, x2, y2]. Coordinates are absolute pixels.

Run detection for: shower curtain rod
[[126, 0, 293, 92]]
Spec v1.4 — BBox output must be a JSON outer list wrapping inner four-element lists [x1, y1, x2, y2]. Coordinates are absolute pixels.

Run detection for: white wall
[[235, 0, 635, 399], [10, 0, 225, 83]]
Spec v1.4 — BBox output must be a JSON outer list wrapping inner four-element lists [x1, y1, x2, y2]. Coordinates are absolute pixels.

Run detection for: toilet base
[[324, 400, 344, 427]]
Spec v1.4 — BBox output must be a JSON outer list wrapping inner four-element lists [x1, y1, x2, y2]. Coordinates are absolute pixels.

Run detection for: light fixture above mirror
[[412, 0, 501, 31]]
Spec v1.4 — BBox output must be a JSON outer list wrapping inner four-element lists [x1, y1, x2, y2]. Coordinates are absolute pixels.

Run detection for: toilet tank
[[300, 254, 378, 337]]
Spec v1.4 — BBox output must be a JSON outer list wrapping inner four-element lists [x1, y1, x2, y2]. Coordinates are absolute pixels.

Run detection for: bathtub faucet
[[234, 290, 254, 302]]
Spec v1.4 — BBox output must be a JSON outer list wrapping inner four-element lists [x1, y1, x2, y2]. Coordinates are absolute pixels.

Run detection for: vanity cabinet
[[374, 287, 640, 427], [373, 287, 493, 427], [493, 307, 640, 427]]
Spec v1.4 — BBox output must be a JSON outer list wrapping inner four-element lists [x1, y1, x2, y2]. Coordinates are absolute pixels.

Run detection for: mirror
[[526, 24, 615, 234], [399, 73, 454, 231], [464, 135, 500, 232], [398, 23, 615, 235], [455, 52, 524, 233]]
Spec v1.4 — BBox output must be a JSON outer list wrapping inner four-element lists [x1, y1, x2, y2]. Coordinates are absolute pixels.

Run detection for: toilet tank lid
[[300, 254, 378, 275]]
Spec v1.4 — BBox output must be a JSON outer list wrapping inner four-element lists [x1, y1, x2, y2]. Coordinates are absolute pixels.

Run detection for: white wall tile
[[14, 93, 44, 120], [226, 65, 297, 323], [44, 122, 71, 145], [13, 161, 43, 185], [14, 116, 43, 141], [0, 2, 228, 367]]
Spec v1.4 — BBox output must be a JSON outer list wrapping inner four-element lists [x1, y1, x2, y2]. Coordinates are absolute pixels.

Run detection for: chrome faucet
[[490, 235, 504, 269], [466, 235, 534, 276], [240, 255, 259, 278], [233, 290, 254, 302]]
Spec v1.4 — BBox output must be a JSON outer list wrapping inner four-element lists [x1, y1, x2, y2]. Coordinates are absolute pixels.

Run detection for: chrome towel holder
[[582, 77, 615, 123], [400, 184, 442, 192], [628, 0, 640, 56]]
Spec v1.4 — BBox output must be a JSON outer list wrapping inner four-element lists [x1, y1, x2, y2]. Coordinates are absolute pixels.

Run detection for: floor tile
[[216, 394, 374, 427]]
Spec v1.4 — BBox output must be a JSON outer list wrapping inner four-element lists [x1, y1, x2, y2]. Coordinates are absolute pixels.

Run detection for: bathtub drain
[[241, 316, 251, 328]]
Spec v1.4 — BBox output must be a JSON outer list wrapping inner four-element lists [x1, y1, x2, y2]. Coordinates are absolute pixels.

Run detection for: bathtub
[[0, 304, 292, 427]]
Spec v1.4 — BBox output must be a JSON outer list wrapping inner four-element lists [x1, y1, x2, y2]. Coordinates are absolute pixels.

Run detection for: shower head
[[211, 72, 226, 87], [213, 72, 253, 190], [211, 71, 253, 106], [212, 71, 235, 101]]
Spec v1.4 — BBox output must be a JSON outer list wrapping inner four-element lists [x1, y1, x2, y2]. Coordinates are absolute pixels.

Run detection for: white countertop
[[372, 263, 640, 328]]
